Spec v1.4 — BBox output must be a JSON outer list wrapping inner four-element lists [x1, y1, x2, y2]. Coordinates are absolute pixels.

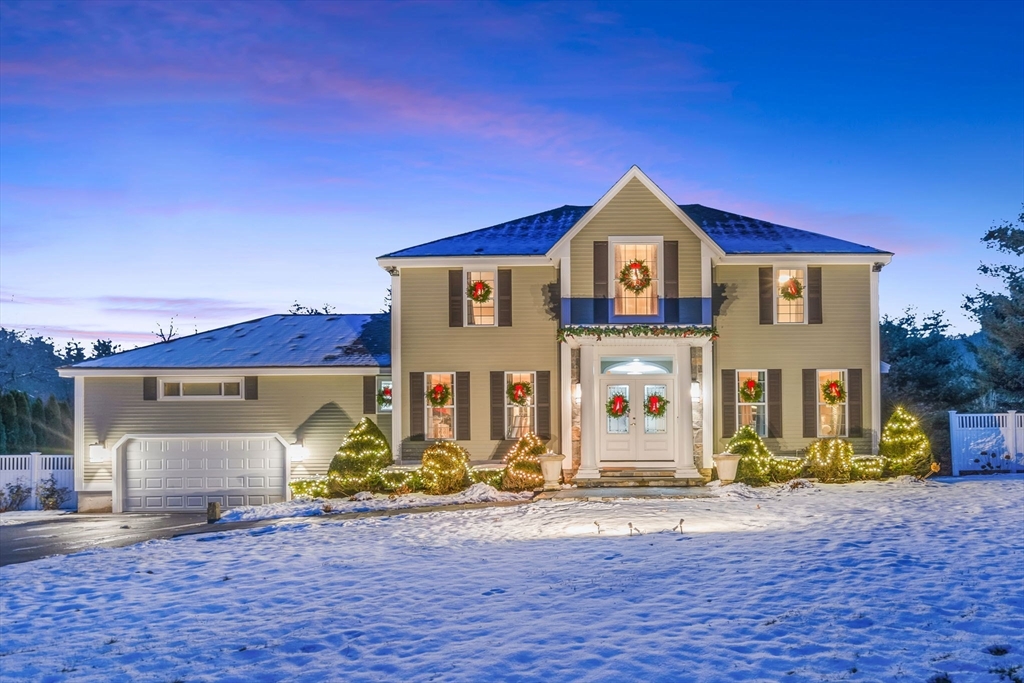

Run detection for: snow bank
[[219, 483, 533, 523], [1, 477, 1021, 682], [0, 510, 72, 526]]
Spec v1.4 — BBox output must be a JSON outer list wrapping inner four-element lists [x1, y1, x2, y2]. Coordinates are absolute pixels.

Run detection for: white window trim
[[158, 377, 244, 401], [463, 266, 499, 327], [376, 377, 393, 414], [504, 371, 537, 439], [424, 371, 456, 441], [735, 369, 768, 437], [773, 264, 808, 325], [608, 236, 665, 302], [816, 369, 849, 438]]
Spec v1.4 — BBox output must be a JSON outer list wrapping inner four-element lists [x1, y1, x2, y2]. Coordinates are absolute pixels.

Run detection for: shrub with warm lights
[[470, 468, 504, 488], [289, 477, 330, 499], [880, 406, 934, 477], [850, 456, 884, 480], [327, 418, 392, 496], [803, 438, 853, 483], [726, 426, 774, 486], [420, 441, 471, 495], [501, 433, 547, 491]]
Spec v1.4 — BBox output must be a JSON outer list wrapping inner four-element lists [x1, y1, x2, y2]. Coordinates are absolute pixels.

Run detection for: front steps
[[574, 469, 707, 488]]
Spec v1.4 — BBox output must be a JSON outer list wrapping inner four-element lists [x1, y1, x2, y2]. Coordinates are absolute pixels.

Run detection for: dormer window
[[611, 239, 662, 316]]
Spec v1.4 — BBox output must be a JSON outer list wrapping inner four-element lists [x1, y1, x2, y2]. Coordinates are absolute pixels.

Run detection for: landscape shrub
[[0, 481, 32, 512], [880, 406, 934, 477], [726, 426, 774, 486], [501, 433, 546, 492], [803, 438, 853, 483], [37, 474, 71, 510], [289, 477, 330, 499], [327, 418, 392, 496], [420, 442, 471, 495], [770, 457, 804, 482], [850, 456, 884, 481], [470, 468, 504, 489]]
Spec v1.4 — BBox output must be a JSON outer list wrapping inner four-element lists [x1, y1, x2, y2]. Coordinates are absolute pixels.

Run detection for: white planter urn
[[536, 453, 565, 491], [712, 453, 742, 484]]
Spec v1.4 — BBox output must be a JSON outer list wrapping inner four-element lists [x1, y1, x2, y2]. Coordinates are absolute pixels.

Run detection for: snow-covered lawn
[[1, 476, 1022, 683], [219, 482, 533, 523], [0, 509, 72, 526]]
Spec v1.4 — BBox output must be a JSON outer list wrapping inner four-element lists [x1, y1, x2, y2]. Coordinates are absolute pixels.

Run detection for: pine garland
[[880, 406, 934, 477], [558, 325, 717, 343]]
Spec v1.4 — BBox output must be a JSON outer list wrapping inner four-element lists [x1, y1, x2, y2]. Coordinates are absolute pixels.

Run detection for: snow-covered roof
[[70, 314, 390, 370], [381, 203, 889, 258]]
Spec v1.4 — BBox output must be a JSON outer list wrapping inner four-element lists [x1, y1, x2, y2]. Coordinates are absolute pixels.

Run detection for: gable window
[[505, 371, 536, 439], [613, 241, 660, 316], [465, 270, 496, 326], [817, 369, 848, 437], [160, 378, 243, 400], [425, 372, 455, 440], [776, 267, 805, 324], [736, 370, 767, 436]]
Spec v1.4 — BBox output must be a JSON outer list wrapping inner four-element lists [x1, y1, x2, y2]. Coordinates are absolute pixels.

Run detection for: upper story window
[[776, 267, 805, 324], [465, 270, 496, 326], [613, 241, 660, 316], [817, 369, 847, 437], [425, 372, 455, 440], [160, 378, 243, 400], [736, 370, 767, 436]]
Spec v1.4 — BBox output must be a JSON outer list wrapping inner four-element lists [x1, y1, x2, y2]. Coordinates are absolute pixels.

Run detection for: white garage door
[[125, 437, 286, 512]]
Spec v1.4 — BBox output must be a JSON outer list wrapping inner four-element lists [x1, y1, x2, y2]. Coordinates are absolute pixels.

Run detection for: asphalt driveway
[[0, 513, 210, 566]]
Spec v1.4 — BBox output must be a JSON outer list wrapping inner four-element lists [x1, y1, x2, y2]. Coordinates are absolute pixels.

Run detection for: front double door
[[598, 378, 674, 465]]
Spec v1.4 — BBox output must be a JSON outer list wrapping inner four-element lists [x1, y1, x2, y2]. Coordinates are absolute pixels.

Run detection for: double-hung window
[[377, 378, 393, 414], [736, 370, 767, 436], [611, 239, 661, 317], [465, 270, 496, 326], [817, 369, 848, 437], [425, 372, 455, 440], [776, 267, 806, 324], [505, 371, 536, 439], [160, 378, 243, 400]]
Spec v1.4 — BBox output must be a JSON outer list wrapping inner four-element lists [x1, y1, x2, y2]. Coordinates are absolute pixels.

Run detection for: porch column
[[559, 341, 572, 471], [702, 341, 715, 469], [577, 343, 600, 479], [676, 343, 696, 477]]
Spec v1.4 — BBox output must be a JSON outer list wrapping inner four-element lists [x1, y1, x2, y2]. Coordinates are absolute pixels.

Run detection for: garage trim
[[109, 433, 292, 513]]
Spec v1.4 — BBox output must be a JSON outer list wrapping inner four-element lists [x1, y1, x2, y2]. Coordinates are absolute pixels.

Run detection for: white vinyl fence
[[949, 411, 1024, 476], [0, 453, 76, 510]]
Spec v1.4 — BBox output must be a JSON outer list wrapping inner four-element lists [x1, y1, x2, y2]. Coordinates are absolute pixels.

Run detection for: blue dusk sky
[[1, 0, 1021, 347]]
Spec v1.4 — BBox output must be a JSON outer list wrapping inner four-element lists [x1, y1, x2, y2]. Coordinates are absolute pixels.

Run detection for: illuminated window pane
[[466, 271, 495, 326], [614, 243, 658, 316], [736, 370, 767, 436], [425, 372, 455, 440], [776, 268, 805, 324], [817, 370, 847, 437]]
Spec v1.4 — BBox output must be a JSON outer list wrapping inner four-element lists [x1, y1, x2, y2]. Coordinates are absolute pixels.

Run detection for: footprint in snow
[[603, 554, 622, 561], [482, 588, 506, 596]]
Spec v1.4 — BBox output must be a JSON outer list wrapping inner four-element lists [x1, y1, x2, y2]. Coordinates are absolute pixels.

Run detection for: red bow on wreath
[[432, 384, 445, 400], [612, 395, 625, 415], [745, 379, 757, 392], [473, 281, 486, 299], [787, 280, 799, 297], [512, 383, 526, 402], [648, 395, 659, 413], [382, 387, 392, 399], [827, 381, 840, 397]]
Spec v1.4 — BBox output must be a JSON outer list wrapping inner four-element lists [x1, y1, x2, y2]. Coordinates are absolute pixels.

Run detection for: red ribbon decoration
[[746, 379, 757, 392], [788, 280, 799, 297], [473, 281, 486, 299], [432, 384, 445, 400], [612, 394, 625, 416], [648, 395, 660, 414], [383, 387, 392, 399], [828, 381, 840, 398], [513, 384, 525, 402]]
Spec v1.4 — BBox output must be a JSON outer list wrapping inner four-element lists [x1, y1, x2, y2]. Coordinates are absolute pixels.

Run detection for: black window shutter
[[721, 369, 736, 439], [449, 270, 463, 327], [456, 372, 471, 441], [767, 369, 782, 438], [143, 377, 157, 401], [409, 372, 425, 441], [490, 371, 505, 440], [848, 368, 863, 437], [497, 269, 512, 327], [536, 370, 551, 440], [807, 267, 823, 324], [244, 376, 258, 401], [593, 241, 608, 298], [803, 369, 818, 438], [759, 267, 773, 325], [363, 375, 376, 414], [664, 241, 679, 299]]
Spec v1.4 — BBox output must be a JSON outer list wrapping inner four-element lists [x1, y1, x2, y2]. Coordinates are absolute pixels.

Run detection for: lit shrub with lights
[[850, 456, 884, 480], [802, 438, 853, 483], [470, 468, 504, 489], [771, 457, 804, 482], [289, 477, 330, 499], [880, 406, 934, 477], [327, 418, 393, 496], [726, 426, 774, 486], [420, 442, 471, 495], [501, 433, 546, 492]]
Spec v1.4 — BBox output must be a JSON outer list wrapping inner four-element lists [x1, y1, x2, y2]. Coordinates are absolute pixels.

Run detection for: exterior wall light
[[573, 383, 582, 405], [690, 382, 702, 401], [287, 443, 310, 462], [88, 443, 112, 463]]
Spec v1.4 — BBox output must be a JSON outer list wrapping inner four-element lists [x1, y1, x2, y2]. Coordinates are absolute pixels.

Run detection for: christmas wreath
[[617, 260, 652, 295], [426, 382, 452, 408], [821, 378, 846, 406], [606, 393, 630, 418], [466, 280, 492, 303], [779, 277, 803, 301], [738, 378, 763, 403], [643, 393, 669, 418], [376, 385, 392, 409], [506, 380, 533, 406]]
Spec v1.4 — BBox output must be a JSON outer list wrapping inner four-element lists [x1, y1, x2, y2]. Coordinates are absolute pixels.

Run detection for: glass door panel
[[643, 384, 668, 434], [606, 384, 630, 434]]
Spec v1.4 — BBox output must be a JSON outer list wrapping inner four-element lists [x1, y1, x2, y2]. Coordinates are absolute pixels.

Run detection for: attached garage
[[123, 436, 286, 512]]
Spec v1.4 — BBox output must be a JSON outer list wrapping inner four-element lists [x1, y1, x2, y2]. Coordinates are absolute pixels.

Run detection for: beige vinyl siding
[[570, 177, 703, 298], [81, 375, 389, 487], [400, 265, 560, 461], [713, 264, 873, 454]]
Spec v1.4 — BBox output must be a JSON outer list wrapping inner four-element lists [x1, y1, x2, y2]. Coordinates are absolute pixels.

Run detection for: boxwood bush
[[420, 441, 471, 495]]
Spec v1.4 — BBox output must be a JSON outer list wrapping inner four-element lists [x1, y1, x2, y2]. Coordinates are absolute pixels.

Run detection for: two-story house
[[60, 167, 891, 512]]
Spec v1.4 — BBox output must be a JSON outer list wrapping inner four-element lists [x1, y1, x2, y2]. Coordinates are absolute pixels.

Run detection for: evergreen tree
[[30, 397, 46, 449], [327, 418, 392, 495], [963, 207, 1024, 410], [0, 416, 7, 454], [44, 396, 63, 449], [13, 391, 35, 452], [0, 392, 16, 453], [880, 406, 934, 477], [91, 339, 121, 359]]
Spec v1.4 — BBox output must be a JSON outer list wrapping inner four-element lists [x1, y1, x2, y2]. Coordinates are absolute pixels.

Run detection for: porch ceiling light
[[690, 382, 702, 401], [606, 359, 666, 375]]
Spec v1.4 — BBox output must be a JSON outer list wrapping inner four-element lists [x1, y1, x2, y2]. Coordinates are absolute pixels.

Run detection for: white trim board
[[58, 366, 390, 378]]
